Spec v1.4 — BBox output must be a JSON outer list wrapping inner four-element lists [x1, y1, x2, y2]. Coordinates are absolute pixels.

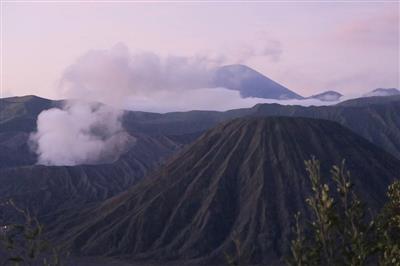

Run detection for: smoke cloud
[[227, 33, 283, 63], [59, 43, 218, 107], [29, 101, 132, 166], [29, 43, 223, 166], [30, 43, 340, 166], [56, 43, 296, 112]]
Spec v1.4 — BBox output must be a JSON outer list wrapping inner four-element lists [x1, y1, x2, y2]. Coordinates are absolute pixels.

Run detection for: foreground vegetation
[[1, 159, 398, 266], [288, 158, 400, 266], [0, 200, 67, 266]]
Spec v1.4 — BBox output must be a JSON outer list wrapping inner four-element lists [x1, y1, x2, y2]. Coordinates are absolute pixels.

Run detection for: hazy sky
[[2, 1, 399, 99]]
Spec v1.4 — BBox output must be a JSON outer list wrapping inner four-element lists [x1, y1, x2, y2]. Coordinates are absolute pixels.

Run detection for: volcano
[[213, 64, 303, 99], [52, 117, 399, 265]]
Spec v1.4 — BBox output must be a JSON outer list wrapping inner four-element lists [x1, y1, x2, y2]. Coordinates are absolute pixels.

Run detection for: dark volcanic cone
[[55, 117, 400, 264]]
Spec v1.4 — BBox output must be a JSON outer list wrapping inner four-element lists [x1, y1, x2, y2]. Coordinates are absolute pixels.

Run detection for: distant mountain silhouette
[[213, 64, 303, 99], [364, 88, 400, 97], [306, 90, 342, 101], [52, 117, 399, 265], [2, 95, 400, 168], [122, 96, 400, 159], [337, 95, 400, 107]]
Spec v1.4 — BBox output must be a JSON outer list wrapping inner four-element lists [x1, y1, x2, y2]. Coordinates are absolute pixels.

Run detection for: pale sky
[[2, 1, 399, 100]]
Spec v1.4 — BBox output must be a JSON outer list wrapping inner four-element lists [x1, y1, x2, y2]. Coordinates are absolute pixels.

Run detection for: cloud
[[225, 32, 283, 63], [29, 43, 334, 166], [124, 87, 342, 113], [59, 43, 347, 113], [56, 40, 337, 113], [58, 42, 288, 111], [59, 43, 218, 107], [29, 101, 133, 166], [30, 43, 222, 166]]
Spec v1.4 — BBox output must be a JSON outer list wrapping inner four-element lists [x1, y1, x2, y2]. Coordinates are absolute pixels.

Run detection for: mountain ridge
[[0, 132, 184, 224], [306, 90, 342, 102], [49, 117, 400, 265], [2, 94, 400, 165], [364, 88, 400, 97], [213, 64, 303, 99]]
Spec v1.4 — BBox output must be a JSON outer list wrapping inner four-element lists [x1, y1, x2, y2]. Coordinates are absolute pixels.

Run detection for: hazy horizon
[[2, 1, 399, 107]]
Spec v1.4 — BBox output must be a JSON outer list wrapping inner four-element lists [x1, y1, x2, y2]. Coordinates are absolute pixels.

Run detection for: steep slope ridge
[[0, 96, 197, 168], [0, 96, 192, 224], [213, 64, 303, 99], [0, 133, 181, 222], [0, 95, 58, 130], [251, 101, 400, 158], [2, 95, 400, 165], [124, 99, 400, 159], [0, 96, 60, 167], [54, 117, 399, 264]]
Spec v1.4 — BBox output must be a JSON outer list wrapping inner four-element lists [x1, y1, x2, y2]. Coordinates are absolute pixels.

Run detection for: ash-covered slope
[[0, 96, 198, 169], [55, 117, 399, 264], [0, 96, 60, 167], [213, 64, 303, 99], [2, 95, 400, 166], [0, 95, 58, 128], [0, 133, 181, 223], [0, 96, 187, 220]]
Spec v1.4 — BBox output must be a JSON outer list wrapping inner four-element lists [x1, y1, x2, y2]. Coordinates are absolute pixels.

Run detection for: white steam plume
[[59, 43, 218, 108], [30, 43, 342, 166], [29, 43, 222, 166], [57, 43, 338, 112], [29, 101, 132, 166]]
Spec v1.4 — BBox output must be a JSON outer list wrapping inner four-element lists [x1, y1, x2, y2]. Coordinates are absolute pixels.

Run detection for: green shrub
[[0, 199, 68, 266], [288, 158, 400, 266]]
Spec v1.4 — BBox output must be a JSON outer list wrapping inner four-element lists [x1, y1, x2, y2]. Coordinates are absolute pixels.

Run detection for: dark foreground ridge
[[50, 117, 400, 265]]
